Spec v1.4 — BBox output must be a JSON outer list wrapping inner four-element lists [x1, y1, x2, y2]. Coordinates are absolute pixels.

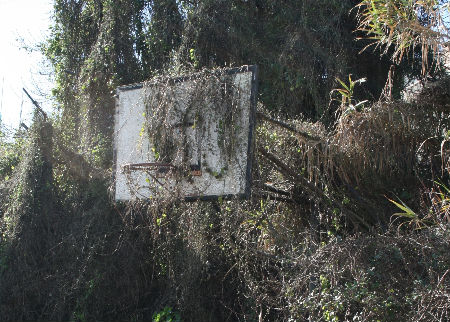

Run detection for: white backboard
[[113, 65, 257, 201]]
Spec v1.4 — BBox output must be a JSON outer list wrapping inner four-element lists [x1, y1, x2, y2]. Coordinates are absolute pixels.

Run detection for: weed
[[152, 306, 181, 322]]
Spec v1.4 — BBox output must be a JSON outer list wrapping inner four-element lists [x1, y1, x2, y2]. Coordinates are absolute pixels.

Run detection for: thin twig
[[262, 183, 291, 197]]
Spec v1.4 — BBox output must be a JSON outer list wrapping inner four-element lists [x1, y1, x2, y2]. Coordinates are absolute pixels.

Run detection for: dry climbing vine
[[136, 68, 245, 193]]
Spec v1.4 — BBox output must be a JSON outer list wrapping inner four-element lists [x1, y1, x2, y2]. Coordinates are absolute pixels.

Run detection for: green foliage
[[356, 0, 450, 73], [389, 197, 416, 215], [178, 0, 409, 120], [332, 74, 368, 116], [388, 179, 450, 230], [152, 306, 181, 322], [0, 130, 25, 183], [72, 273, 101, 322], [143, 0, 182, 73], [283, 232, 450, 321], [0, 117, 57, 320]]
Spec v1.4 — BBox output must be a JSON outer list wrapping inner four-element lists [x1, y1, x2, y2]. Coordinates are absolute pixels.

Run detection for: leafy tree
[[142, 0, 183, 74], [177, 0, 421, 119], [46, 0, 422, 130]]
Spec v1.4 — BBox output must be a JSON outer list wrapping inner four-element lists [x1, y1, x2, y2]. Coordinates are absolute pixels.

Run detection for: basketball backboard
[[113, 65, 257, 201]]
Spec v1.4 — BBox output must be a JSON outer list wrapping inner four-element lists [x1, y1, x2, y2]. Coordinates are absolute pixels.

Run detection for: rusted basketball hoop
[[122, 162, 176, 178]]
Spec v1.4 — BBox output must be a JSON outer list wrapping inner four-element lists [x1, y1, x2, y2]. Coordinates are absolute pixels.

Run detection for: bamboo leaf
[[336, 78, 350, 92], [388, 198, 417, 218]]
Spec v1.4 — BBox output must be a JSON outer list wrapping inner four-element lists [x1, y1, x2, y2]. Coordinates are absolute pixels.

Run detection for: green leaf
[[434, 181, 450, 194], [336, 77, 350, 92], [388, 198, 417, 218]]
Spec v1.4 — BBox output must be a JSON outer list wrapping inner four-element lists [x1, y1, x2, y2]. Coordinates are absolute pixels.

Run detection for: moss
[[204, 166, 228, 179]]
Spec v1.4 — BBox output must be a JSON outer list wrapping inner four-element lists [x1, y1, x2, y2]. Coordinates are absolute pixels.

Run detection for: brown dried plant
[[355, 0, 450, 74]]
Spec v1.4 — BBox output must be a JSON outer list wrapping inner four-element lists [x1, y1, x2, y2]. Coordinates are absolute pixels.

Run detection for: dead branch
[[258, 146, 371, 231], [256, 111, 322, 143]]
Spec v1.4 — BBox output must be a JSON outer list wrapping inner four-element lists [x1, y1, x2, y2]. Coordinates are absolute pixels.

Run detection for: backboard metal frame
[[113, 65, 258, 201]]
